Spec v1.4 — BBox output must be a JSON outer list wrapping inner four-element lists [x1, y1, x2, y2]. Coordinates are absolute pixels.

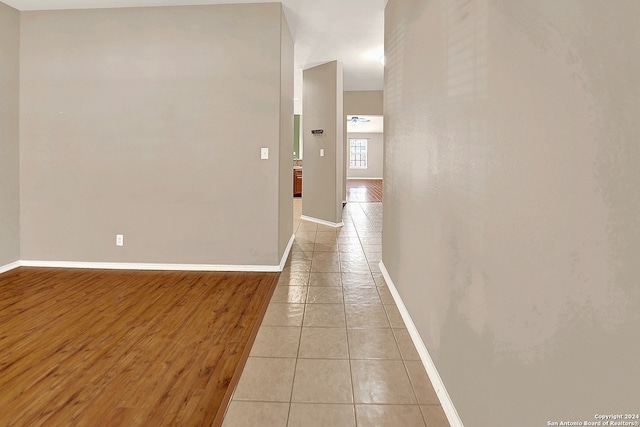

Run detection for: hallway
[[221, 199, 450, 426]]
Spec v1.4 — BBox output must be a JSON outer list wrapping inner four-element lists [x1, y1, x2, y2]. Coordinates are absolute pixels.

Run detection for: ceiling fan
[[347, 116, 371, 124]]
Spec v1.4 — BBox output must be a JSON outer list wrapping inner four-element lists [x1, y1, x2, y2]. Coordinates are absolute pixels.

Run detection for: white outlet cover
[[261, 147, 269, 159], [320, 148, 325, 157], [116, 234, 124, 246]]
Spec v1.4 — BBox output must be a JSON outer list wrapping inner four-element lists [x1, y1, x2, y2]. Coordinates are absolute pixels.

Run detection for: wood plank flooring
[[346, 179, 383, 203], [0, 267, 277, 427]]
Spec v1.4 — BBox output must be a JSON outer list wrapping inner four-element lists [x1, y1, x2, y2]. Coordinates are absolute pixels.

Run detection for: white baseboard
[[279, 234, 295, 271], [300, 215, 344, 228], [346, 177, 383, 180], [20, 260, 283, 272], [0, 260, 21, 274], [379, 261, 464, 427], [6, 249, 296, 274]]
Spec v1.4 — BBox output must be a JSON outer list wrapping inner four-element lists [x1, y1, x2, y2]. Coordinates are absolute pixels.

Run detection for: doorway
[[345, 115, 384, 203]]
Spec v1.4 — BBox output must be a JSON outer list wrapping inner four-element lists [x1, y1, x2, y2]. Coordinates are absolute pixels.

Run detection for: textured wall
[[0, 2, 20, 268], [19, 4, 291, 266], [383, 0, 640, 425]]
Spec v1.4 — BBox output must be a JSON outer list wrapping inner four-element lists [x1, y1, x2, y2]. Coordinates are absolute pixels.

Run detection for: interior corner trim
[[0, 260, 21, 274], [279, 234, 295, 271]]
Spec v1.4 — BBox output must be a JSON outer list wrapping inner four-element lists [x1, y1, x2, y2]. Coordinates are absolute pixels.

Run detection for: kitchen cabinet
[[293, 168, 302, 197]]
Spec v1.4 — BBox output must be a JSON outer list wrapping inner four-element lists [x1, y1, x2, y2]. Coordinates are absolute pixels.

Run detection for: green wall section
[[293, 114, 300, 159]]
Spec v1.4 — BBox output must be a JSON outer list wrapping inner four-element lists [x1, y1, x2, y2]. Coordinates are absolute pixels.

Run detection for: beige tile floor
[[221, 199, 450, 427]]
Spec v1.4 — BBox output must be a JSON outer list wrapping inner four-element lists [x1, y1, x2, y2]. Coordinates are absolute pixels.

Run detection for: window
[[349, 138, 368, 169]]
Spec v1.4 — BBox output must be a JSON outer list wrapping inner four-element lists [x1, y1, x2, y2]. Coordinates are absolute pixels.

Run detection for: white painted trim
[[279, 234, 295, 271], [20, 260, 283, 272], [0, 260, 21, 274], [379, 261, 464, 427], [346, 177, 383, 180], [299, 215, 344, 228]]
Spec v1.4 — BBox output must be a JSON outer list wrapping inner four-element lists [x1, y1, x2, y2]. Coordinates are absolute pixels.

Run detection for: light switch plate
[[320, 148, 325, 157], [261, 147, 269, 160]]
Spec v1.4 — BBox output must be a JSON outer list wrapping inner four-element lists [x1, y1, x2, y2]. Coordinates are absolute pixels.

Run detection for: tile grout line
[[286, 218, 310, 426], [343, 216, 359, 426], [342, 208, 359, 426], [286, 214, 304, 426], [344, 213, 357, 425]]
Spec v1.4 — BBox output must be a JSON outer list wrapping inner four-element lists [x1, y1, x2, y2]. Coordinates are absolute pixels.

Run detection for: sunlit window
[[349, 139, 368, 169]]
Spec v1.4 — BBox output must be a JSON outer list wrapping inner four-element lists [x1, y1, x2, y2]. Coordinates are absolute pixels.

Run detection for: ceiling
[[347, 115, 383, 133], [2, 0, 386, 114]]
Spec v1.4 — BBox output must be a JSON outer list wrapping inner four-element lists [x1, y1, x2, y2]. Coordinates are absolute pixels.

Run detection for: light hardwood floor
[[346, 179, 383, 203], [0, 267, 277, 426]]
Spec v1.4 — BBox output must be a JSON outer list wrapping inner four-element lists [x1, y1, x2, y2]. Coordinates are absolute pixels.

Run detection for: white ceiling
[[347, 115, 383, 133], [2, 0, 385, 114]]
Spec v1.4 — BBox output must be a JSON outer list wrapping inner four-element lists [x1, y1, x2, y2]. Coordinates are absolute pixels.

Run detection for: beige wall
[[344, 90, 383, 116], [0, 2, 20, 267], [347, 133, 383, 179], [19, 4, 292, 267], [278, 9, 294, 257], [383, 0, 640, 425], [302, 61, 344, 225]]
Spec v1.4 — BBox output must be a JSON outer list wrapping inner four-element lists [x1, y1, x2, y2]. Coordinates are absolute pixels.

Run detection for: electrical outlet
[[116, 234, 124, 246], [320, 148, 325, 157], [261, 147, 269, 160]]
